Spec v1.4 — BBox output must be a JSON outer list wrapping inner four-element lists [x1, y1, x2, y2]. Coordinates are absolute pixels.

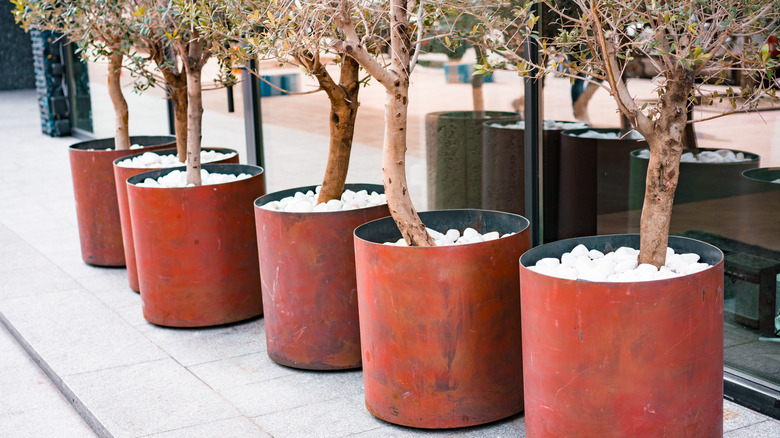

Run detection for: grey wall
[[0, 3, 35, 90]]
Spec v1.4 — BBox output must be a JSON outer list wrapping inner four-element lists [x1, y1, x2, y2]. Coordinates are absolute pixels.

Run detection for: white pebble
[[588, 249, 604, 259], [561, 252, 577, 268], [681, 262, 710, 276], [445, 229, 461, 242], [483, 231, 500, 241], [571, 244, 589, 257], [426, 228, 445, 240], [463, 228, 480, 239]]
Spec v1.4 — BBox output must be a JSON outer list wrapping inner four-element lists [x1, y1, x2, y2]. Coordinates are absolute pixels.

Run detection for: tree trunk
[[107, 53, 130, 151], [183, 39, 205, 186], [384, 0, 435, 246], [638, 70, 693, 267], [471, 46, 485, 112], [316, 57, 361, 204], [171, 84, 189, 162], [471, 74, 485, 112], [151, 43, 188, 161]]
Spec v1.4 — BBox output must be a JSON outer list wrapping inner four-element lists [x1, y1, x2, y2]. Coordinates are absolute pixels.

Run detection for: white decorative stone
[[134, 169, 251, 188], [639, 148, 751, 163], [588, 249, 605, 259], [384, 226, 516, 246], [117, 150, 236, 168], [463, 228, 480, 240], [483, 231, 500, 241], [260, 186, 386, 212], [571, 244, 589, 257], [488, 120, 588, 131], [529, 244, 710, 282]]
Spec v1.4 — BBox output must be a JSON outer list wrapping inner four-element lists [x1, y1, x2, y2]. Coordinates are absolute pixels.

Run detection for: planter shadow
[[254, 184, 389, 370], [69, 135, 176, 266], [354, 209, 529, 428], [127, 163, 265, 327]]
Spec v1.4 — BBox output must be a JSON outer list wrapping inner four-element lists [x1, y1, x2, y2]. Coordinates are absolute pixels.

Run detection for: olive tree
[[127, 0, 190, 161], [13, 0, 136, 150], [199, 0, 365, 203], [479, 0, 780, 266], [329, 0, 481, 245]]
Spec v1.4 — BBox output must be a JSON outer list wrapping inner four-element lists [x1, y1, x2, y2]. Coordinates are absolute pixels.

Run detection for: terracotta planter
[[113, 148, 240, 292], [127, 163, 265, 327], [519, 234, 724, 437], [629, 148, 760, 209], [353, 209, 530, 428], [425, 111, 519, 210], [558, 129, 646, 239], [69, 135, 175, 266], [254, 184, 389, 370], [482, 120, 587, 243]]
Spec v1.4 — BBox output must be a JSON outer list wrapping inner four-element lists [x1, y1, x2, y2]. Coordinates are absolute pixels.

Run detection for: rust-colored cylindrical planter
[[425, 111, 520, 210], [354, 209, 530, 428], [629, 148, 760, 209], [254, 184, 389, 370], [69, 135, 175, 266], [127, 163, 265, 327], [113, 148, 240, 292], [519, 234, 724, 437], [558, 129, 647, 239]]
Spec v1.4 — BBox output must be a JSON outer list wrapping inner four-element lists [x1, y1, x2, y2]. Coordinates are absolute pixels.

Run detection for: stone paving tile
[[0, 288, 167, 376], [724, 399, 774, 432], [90, 286, 143, 313], [0, 234, 52, 272], [725, 419, 780, 437], [65, 358, 241, 438], [143, 416, 272, 438], [75, 267, 137, 295], [219, 371, 352, 417], [114, 301, 150, 327], [137, 317, 267, 367], [187, 351, 291, 392], [0, 326, 96, 438], [46, 249, 115, 280], [254, 397, 381, 438], [0, 263, 80, 300]]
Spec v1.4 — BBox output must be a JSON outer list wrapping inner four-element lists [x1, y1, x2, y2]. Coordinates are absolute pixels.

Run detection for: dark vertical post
[[165, 47, 176, 136], [242, 59, 265, 170], [227, 86, 235, 113], [523, 2, 543, 247], [166, 90, 175, 135]]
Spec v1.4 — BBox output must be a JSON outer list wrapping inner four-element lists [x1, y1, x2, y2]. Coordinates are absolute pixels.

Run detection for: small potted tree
[[112, 0, 243, 293], [125, 0, 265, 327], [197, 0, 390, 370], [478, 0, 780, 435], [13, 0, 176, 266], [326, 0, 529, 429]]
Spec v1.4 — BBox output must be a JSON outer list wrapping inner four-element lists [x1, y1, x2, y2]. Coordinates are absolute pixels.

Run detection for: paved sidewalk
[[1, 88, 779, 437]]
